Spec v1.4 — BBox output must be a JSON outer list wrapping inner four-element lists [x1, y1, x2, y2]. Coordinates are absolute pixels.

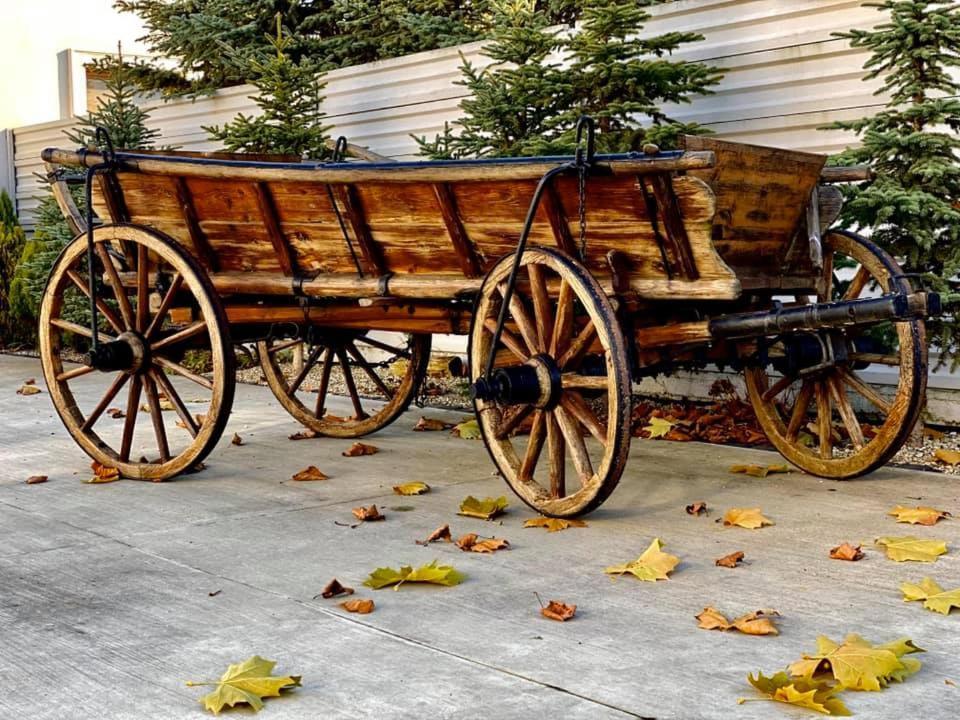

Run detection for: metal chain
[[578, 164, 588, 261]]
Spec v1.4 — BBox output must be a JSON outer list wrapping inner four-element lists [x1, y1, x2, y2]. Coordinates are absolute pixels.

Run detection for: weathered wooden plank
[[173, 176, 218, 271], [253, 181, 296, 276], [542, 182, 578, 256], [640, 173, 699, 280], [433, 182, 482, 277], [331, 184, 386, 276]]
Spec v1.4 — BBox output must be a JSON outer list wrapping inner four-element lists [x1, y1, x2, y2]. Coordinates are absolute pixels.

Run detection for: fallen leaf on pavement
[[788, 633, 923, 691], [458, 495, 509, 520], [343, 442, 378, 457], [875, 536, 947, 562], [541, 600, 576, 622], [292, 466, 328, 482], [417, 524, 452, 545], [830, 543, 865, 561], [605, 538, 679, 582], [729, 463, 790, 478], [715, 551, 745, 568], [288, 429, 318, 440], [413, 416, 455, 432], [86, 461, 120, 484], [186, 655, 301, 716], [393, 481, 430, 495], [523, 517, 587, 532], [318, 578, 354, 599], [339, 598, 375, 614], [641, 416, 676, 439], [723, 507, 774, 529], [352, 505, 385, 522], [17, 384, 41, 395], [900, 577, 960, 614], [107, 407, 125, 419], [696, 607, 779, 635], [452, 419, 481, 439], [455, 533, 510, 553], [26, 475, 48, 484], [364, 560, 465, 590], [742, 671, 850, 715], [887, 505, 950, 526], [934, 448, 960, 465], [686, 501, 708, 516], [231, 433, 243, 446]]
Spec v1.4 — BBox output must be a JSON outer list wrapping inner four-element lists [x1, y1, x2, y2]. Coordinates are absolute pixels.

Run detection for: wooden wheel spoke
[[828, 374, 865, 450], [551, 280, 574, 357], [153, 356, 214, 390], [346, 342, 395, 400], [96, 244, 135, 330], [150, 320, 207, 353], [336, 348, 368, 420], [555, 405, 593, 483], [840, 368, 891, 414], [143, 374, 171, 462], [56, 364, 96, 382], [561, 373, 608, 390], [66, 269, 124, 333], [81, 372, 130, 431], [144, 273, 184, 340], [843, 265, 870, 301], [136, 244, 149, 333], [357, 336, 412, 359], [546, 411, 565, 498], [507, 291, 541, 354], [50, 318, 116, 342], [314, 348, 334, 417], [266, 338, 302, 355], [527, 264, 554, 353], [557, 320, 596, 369], [151, 369, 198, 438], [785, 379, 814, 442], [495, 404, 534, 440], [120, 375, 143, 462], [483, 318, 528, 361], [847, 353, 900, 366], [519, 410, 546, 481], [289, 343, 325, 395], [815, 380, 833, 459], [560, 391, 607, 446], [761, 373, 796, 403]]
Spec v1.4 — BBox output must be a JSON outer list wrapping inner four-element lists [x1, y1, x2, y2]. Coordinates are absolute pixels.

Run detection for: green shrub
[[0, 189, 27, 346]]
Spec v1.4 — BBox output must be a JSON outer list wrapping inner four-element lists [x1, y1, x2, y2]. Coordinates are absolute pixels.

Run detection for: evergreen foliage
[[828, 1, 960, 364], [0, 190, 27, 345], [204, 15, 331, 158], [416, 0, 718, 158]]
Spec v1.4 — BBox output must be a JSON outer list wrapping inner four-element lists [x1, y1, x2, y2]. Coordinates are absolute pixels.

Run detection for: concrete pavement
[[1, 354, 957, 719]]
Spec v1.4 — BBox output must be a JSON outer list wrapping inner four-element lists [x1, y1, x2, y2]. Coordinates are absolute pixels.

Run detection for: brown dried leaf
[[413, 416, 455, 432], [829, 543, 865, 561], [86, 461, 120, 484], [342, 442, 379, 457], [26, 475, 48, 484], [541, 600, 576, 622], [352, 505, 385, 522], [455, 533, 510, 553], [288, 429, 319, 441], [715, 551, 745, 568], [686, 502, 708, 516], [523, 517, 588, 532], [339, 598, 374, 614], [107, 407, 125, 419], [417, 524, 452, 545], [923, 426, 945, 440], [16, 384, 41, 395], [292, 465, 328, 482], [696, 607, 779, 635], [231, 433, 244, 446], [319, 578, 354, 599], [24, 378, 35, 385]]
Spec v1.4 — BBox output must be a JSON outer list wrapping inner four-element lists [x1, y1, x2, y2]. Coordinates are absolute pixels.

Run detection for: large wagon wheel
[[469, 247, 632, 517], [744, 230, 927, 478], [39, 224, 235, 480], [258, 331, 431, 437]]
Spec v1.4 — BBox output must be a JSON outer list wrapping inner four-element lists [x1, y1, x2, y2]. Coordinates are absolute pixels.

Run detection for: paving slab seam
[[119, 540, 650, 719]]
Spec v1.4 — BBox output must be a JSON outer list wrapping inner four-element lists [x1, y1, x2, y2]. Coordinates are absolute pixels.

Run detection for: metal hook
[[332, 136, 348, 163], [574, 115, 596, 166]]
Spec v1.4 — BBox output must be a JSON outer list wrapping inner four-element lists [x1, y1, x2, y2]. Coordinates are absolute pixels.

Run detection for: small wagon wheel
[[469, 247, 632, 517], [258, 331, 431, 437], [39, 224, 235, 479], [744, 230, 927, 478]]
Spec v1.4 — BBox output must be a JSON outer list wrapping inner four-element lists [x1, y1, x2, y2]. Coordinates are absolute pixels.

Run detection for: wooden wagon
[[40, 129, 939, 516]]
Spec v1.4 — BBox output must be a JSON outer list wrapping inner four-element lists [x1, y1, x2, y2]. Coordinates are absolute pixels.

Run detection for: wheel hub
[[472, 353, 562, 409], [85, 331, 149, 373]]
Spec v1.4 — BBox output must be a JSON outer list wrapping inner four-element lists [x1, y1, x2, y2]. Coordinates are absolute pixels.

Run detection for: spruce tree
[[204, 15, 331, 158], [828, 1, 960, 364], [0, 190, 27, 345]]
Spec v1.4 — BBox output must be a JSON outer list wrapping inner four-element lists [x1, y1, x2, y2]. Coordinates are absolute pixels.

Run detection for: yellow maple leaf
[[604, 538, 679, 581], [887, 505, 951, 526], [187, 655, 301, 715], [723, 507, 774, 529], [901, 577, 960, 615], [742, 672, 851, 715], [875, 536, 948, 562], [788, 634, 924, 691], [458, 495, 509, 520], [363, 560, 465, 590], [523, 517, 588, 532], [695, 607, 779, 636], [452, 419, 481, 439], [729, 463, 791, 478], [642, 416, 676, 439], [392, 481, 430, 495], [934, 448, 960, 465]]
